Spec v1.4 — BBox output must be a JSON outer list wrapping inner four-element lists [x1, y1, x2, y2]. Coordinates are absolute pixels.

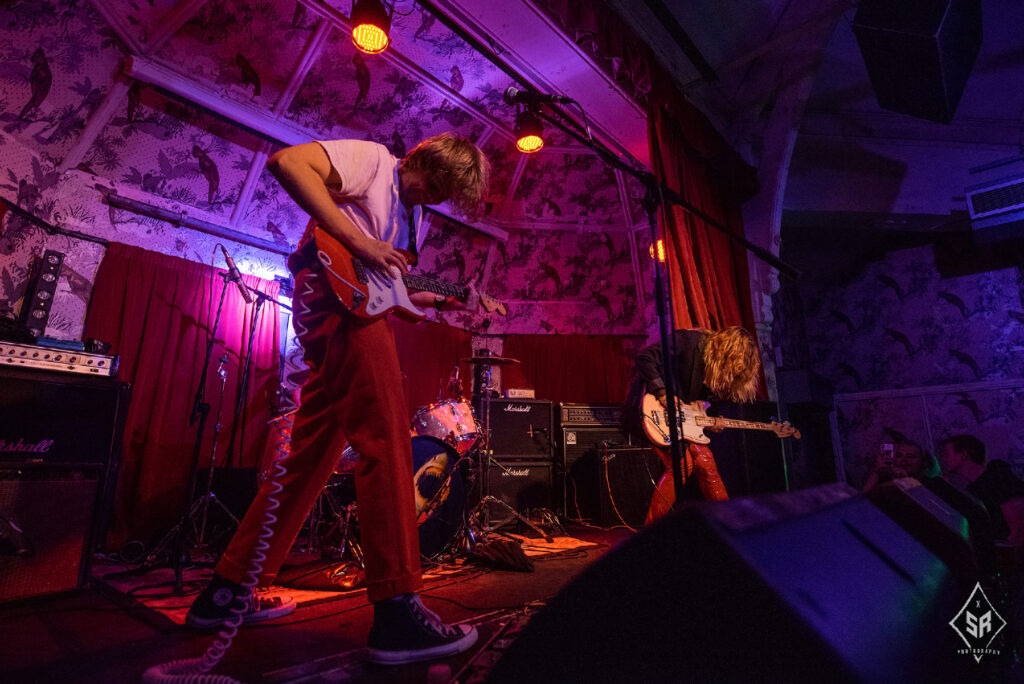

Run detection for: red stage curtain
[[537, 0, 758, 333], [648, 104, 756, 332], [501, 334, 640, 407], [83, 243, 280, 549], [390, 318, 474, 416]]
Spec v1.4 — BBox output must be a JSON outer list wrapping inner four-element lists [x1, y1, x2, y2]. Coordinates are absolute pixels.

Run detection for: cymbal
[[461, 355, 520, 366]]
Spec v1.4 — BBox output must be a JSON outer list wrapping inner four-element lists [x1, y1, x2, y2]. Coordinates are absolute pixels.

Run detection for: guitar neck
[[694, 416, 775, 432], [402, 273, 466, 300]]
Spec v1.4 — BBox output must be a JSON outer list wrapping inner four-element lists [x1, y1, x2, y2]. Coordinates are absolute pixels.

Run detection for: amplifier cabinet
[[483, 459, 553, 526], [0, 367, 130, 466], [560, 426, 633, 519], [592, 447, 663, 528], [0, 367, 130, 551], [474, 398, 553, 460], [0, 465, 101, 602]]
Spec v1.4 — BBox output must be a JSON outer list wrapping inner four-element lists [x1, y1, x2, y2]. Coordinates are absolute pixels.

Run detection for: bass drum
[[412, 436, 465, 560]]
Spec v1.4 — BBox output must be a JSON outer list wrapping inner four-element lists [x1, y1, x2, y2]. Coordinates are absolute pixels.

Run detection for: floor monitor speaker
[[487, 484, 969, 683]]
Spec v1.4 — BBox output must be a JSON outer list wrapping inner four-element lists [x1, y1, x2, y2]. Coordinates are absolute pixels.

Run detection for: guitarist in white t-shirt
[[187, 133, 490, 666], [624, 327, 762, 524]]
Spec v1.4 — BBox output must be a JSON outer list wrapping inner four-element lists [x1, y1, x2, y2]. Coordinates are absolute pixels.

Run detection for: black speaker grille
[[0, 470, 99, 602], [474, 398, 553, 460]]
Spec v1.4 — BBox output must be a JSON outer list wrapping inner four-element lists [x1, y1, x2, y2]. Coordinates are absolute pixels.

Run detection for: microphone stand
[[223, 281, 291, 470], [109, 272, 235, 590], [529, 106, 801, 511]]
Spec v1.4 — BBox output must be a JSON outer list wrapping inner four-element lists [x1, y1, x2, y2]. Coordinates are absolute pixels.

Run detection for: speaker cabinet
[[852, 0, 982, 123], [474, 398, 553, 460], [560, 426, 632, 520], [488, 485, 966, 683], [593, 446, 662, 528], [0, 465, 100, 603], [484, 459, 552, 525], [0, 368, 130, 550]]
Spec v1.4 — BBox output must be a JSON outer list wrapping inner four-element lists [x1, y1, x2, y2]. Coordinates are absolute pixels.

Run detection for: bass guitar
[[313, 226, 506, 321], [641, 392, 800, 446]]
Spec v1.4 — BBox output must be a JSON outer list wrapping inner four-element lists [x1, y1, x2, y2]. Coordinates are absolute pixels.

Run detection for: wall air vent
[[966, 175, 1024, 243], [967, 176, 1024, 219]]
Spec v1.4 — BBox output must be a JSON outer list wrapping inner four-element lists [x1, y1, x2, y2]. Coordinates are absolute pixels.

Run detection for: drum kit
[[307, 353, 559, 573]]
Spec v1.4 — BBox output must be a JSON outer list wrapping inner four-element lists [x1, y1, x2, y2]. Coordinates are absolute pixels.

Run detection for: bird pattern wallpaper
[[777, 228, 1024, 486], [0, 0, 652, 346]]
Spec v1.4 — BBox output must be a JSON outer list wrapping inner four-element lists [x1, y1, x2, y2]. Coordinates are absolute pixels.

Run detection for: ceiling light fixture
[[514, 108, 544, 154], [351, 0, 392, 55]]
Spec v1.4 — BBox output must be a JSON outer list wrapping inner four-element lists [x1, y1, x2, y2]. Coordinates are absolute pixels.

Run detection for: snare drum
[[411, 399, 480, 455]]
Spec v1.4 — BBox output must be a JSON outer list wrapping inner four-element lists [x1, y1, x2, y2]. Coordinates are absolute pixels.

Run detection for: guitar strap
[[406, 209, 419, 265]]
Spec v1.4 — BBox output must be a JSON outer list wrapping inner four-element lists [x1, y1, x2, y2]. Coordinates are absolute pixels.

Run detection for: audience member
[[942, 434, 1024, 541], [940, 433, 987, 491], [864, 439, 997, 580]]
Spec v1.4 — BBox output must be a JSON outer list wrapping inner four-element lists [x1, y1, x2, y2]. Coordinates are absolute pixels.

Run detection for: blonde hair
[[702, 326, 761, 403], [403, 132, 490, 221]]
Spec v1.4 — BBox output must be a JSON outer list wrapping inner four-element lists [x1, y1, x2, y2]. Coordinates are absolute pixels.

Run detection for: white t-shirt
[[315, 139, 425, 253]]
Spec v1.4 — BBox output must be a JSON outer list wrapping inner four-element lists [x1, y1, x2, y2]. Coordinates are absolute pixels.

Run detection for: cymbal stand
[[467, 362, 553, 542]]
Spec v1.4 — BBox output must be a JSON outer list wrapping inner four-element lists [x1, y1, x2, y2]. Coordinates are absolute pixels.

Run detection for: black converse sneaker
[[367, 593, 479, 665], [185, 573, 296, 629]]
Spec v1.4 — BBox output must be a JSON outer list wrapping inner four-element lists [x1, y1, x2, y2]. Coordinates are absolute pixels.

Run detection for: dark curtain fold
[[501, 334, 639, 407], [83, 243, 280, 549]]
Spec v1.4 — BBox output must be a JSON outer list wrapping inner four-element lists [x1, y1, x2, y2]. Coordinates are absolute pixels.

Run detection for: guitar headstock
[[771, 421, 801, 439], [480, 293, 507, 316]]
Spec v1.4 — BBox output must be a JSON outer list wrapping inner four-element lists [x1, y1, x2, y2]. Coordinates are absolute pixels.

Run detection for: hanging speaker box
[[852, 0, 982, 123]]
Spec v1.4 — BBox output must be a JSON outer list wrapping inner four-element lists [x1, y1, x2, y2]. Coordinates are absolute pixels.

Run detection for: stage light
[[649, 238, 665, 262], [351, 0, 391, 55], [514, 108, 544, 153]]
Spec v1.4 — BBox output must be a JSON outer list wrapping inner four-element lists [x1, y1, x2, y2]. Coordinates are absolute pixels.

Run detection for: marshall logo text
[[0, 438, 56, 455], [501, 468, 530, 477], [503, 404, 533, 413]]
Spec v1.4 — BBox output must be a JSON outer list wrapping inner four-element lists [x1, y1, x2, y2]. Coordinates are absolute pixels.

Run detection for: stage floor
[[0, 523, 631, 684]]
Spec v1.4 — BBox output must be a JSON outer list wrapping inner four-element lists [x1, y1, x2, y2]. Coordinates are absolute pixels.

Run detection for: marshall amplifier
[[484, 458, 553, 526], [0, 367, 130, 557], [474, 398, 553, 461], [0, 367, 130, 466]]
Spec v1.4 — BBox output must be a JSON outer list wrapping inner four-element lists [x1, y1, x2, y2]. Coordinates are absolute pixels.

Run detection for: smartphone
[[880, 443, 894, 465]]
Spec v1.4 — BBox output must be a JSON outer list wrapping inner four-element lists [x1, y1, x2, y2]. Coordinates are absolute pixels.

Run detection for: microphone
[[220, 245, 253, 304], [504, 86, 574, 106]]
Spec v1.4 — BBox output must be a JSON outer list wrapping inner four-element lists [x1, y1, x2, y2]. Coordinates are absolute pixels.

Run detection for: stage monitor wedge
[[486, 484, 968, 683]]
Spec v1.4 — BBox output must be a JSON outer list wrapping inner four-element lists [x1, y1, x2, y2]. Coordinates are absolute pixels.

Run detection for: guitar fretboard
[[403, 274, 466, 300], [352, 258, 467, 300], [693, 416, 778, 432]]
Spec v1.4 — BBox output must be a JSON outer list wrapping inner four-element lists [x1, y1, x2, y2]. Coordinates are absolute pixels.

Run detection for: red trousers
[[645, 443, 729, 524], [215, 268, 422, 602]]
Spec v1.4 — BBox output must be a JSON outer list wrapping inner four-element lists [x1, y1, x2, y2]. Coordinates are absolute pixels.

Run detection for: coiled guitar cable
[[141, 411, 293, 684]]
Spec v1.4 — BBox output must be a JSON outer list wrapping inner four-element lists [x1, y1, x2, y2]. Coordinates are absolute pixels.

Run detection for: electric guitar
[[641, 392, 801, 446], [313, 226, 507, 321]]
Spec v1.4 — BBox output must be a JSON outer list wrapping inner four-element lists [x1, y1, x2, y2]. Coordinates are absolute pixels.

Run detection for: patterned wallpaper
[[776, 224, 1024, 486], [0, 0, 653, 347]]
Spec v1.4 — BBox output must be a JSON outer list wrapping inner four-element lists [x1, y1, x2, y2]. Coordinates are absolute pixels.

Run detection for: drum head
[[412, 436, 465, 559]]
